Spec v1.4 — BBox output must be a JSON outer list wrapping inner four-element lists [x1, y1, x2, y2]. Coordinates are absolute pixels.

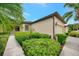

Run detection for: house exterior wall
[[18, 16, 66, 39], [31, 17, 54, 39], [54, 16, 66, 34], [20, 24, 30, 32]]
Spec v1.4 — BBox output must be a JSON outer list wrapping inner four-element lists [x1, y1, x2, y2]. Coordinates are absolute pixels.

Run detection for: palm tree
[[0, 3, 24, 32], [63, 3, 79, 23]]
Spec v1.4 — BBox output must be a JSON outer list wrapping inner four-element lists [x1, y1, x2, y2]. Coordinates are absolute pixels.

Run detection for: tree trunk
[[76, 9, 79, 19]]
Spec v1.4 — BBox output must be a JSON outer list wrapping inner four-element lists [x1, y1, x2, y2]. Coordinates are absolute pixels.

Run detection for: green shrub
[[15, 32, 51, 45], [0, 38, 8, 55], [22, 38, 61, 56], [0, 32, 9, 35], [31, 32, 51, 39], [56, 34, 67, 45], [68, 24, 79, 32], [65, 32, 69, 36], [69, 31, 79, 37], [15, 32, 30, 45], [0, 33, 9, 56]]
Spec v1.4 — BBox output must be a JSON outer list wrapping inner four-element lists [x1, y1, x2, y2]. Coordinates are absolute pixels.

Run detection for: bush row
[[56, 34, 67, 45], [69, 31, 79, 37], [15, 32, 61, 56], [22, 38, 61, 56], [15, 32, 51, 45], [0, 33, 9, 55], [0, 32, 9, 35]]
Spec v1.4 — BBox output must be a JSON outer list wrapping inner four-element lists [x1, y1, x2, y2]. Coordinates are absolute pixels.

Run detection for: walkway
[[60, 37, 79, 56], [3, 34, 25, 56]]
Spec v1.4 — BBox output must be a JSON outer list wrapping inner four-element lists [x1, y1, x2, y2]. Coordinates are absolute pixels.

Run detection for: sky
[[22, 3, 78, 24]]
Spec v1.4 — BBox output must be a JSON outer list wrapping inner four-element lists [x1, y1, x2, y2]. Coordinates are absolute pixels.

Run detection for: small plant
[[22, 38, 61, 56], [56, 34, 67, 45]]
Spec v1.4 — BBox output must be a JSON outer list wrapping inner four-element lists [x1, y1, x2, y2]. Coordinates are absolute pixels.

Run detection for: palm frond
[[65, 14, 73, 23], [63, 11, 73, 19], [64, 3, 74, 8], [0, 3, 24, 32]]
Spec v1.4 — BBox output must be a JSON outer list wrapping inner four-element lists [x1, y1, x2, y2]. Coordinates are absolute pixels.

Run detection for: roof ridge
[[32, 11, 65, 24]]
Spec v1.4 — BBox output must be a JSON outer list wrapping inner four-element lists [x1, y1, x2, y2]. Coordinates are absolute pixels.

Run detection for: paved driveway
[[60, 37, 79, 56]]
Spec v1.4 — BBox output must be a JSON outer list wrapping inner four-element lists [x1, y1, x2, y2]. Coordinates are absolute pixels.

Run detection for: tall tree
[[0, 3, 24, 32], [63, 3, 79, 23]]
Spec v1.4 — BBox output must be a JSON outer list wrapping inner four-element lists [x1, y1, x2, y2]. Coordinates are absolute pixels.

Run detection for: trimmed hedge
[[15, 32, 51, 45], [15, 32, 29, 45], [0, 32, 9, 35], [56, 34, 67, 45], [31, 32, 51, 39], [0, 32, 9, 55], [69, 31, 79, 37], [0, 38, 8, 55], [22, 38, 61, 56]]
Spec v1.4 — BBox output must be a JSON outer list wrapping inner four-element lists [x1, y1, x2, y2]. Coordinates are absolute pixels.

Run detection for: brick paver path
[[60, 37, 79, 56], [3, 34, 25, 56]]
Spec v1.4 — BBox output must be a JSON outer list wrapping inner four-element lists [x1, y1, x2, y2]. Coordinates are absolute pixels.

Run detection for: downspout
[[52, 16, 55, 39]]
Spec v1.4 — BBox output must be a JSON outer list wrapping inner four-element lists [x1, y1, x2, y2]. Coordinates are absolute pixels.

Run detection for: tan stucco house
[[15, 12, 66, 39]]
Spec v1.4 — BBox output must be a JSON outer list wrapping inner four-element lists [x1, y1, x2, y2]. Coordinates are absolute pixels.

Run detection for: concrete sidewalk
[[60, 37, 79, 56], [3, 34, 25, 56]]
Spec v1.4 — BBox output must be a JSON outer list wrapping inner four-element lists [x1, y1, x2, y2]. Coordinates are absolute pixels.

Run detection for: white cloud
[[36, 3, 48, 7], [23, 12, 31, 16], [32, 3, 48, 7]]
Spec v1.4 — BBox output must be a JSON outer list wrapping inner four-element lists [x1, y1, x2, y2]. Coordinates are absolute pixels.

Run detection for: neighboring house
[[15, 12, 66, 39]]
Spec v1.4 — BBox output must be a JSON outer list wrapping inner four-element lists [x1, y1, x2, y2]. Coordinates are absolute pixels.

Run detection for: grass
[[0, 32, 9, 56]]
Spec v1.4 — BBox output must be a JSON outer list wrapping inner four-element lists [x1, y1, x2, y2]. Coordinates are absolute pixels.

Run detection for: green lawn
[[0, 32, 9, 56]]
